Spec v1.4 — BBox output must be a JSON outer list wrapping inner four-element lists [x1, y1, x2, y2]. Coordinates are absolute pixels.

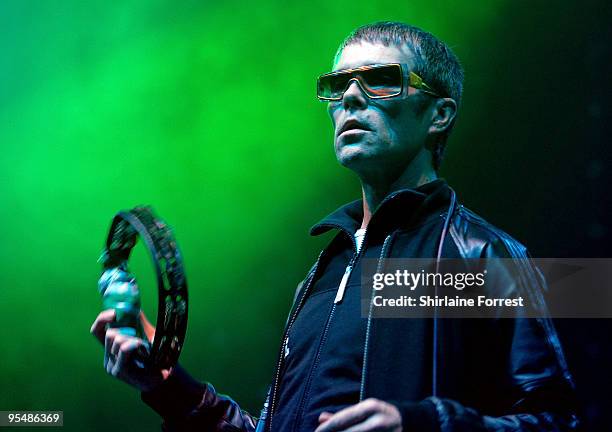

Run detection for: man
[[91, 22, 579, 431]]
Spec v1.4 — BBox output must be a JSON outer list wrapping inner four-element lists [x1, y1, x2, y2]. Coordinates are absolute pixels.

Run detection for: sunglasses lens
[[318, 65, 402, 100], [318, 73, 350, 100], [360, 65, 402, 97]]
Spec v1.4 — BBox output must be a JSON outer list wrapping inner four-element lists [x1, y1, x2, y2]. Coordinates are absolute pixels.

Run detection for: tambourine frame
[[100, 206, 188, 370]]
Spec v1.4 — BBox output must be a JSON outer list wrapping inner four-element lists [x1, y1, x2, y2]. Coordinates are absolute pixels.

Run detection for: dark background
[[449, 1, 612, 429]]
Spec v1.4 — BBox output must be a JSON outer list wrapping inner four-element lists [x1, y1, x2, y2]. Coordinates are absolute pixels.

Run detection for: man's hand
[[90, 309, 172, 392], [314, 398, 402, 432]]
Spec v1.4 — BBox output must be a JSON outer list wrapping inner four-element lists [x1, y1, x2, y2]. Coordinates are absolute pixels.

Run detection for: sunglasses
[[316, 63, 441, 101]]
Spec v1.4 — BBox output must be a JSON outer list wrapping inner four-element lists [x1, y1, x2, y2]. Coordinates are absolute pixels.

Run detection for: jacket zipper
[[291, 234, 364, 431], [266, 252, 322, 432], [267, 228, 363, 431], [291, 302, 337, 432], [359, 232, 394, 401]]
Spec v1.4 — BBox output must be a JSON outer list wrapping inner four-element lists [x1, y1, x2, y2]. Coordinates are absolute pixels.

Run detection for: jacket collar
[[310, 179, 452, 237]]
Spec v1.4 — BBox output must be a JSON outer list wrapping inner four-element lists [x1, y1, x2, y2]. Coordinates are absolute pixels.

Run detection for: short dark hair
[[335, 22, 464, 170]]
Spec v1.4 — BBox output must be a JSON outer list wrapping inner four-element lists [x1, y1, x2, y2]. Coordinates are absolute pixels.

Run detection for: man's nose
[[342, 78, 367, 109]]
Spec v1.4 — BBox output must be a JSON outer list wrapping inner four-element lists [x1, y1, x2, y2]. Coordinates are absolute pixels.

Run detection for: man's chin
[[336, 144, 379, 170]]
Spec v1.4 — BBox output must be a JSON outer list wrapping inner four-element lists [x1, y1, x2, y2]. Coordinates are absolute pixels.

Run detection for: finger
[[139, 311, 156, 343], [334, 414, 388, 432], [319, 412, 334, 424], [341, 402, 401, 432], [110, 333, 131, 358], [105, 328, 120, 357], [104, 328, 126, 357], [105, 354, 115, 375], [91, 309, 116, 344], [314, 399, 380, 432], [111, 339, 145, 377]]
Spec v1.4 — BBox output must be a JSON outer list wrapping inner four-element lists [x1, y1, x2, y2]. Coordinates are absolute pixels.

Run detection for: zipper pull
[[334, 264, 353, 304]]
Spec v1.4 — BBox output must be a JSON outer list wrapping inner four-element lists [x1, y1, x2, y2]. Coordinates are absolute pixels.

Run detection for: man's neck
[[359, 152, 437, 229]]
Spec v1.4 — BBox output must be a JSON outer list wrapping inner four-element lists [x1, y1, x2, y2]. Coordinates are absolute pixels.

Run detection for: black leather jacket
[[142, 180, 579, 431]]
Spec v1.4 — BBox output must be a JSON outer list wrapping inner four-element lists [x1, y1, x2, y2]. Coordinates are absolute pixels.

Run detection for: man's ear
[[428, 97, 457, 136]]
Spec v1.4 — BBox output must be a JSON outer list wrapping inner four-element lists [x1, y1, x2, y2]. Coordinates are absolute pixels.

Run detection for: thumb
[[318, 411, 333, 424]]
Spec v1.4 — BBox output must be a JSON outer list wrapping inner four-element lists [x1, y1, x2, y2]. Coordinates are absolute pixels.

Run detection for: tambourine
[[98, 206, 188, 370]]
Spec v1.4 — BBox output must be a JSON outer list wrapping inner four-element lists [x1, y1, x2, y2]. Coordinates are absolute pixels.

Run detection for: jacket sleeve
[[141, 365, 258, 432], [394, 237, 580, 432]]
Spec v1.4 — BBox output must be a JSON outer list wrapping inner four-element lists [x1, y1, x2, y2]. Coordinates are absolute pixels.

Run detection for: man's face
[[328, 42, 432, 179]]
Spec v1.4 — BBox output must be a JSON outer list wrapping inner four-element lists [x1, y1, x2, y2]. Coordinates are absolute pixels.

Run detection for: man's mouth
[[338, 119, 371, 136]]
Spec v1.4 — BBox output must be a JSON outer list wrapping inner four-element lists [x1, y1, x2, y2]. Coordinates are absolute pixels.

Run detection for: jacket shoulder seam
[[453, 206, 527, 257]]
